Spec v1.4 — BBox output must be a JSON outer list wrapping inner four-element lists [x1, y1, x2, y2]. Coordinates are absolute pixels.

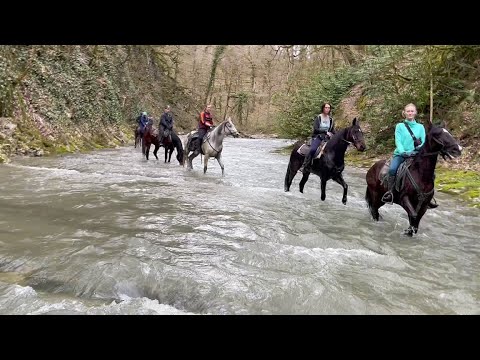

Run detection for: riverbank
[[0, 117, 136, 164]]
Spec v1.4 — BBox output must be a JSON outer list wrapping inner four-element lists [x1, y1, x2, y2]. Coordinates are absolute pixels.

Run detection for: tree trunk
[[204, 45, 227, 105]]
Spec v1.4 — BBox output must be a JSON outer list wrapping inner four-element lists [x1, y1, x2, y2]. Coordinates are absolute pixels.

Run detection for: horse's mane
[[171, 132, 183, 151], [324, 127, 348, 150]]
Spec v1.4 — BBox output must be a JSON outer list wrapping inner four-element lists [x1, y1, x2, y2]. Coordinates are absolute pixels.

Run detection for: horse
[[142, 123, 184, 165], [141, 122, 156, 160], [184, 117, 239, 176], [164, 131, 185, 166], [284, 117, 366, 205], [365, 121, 462, 236]]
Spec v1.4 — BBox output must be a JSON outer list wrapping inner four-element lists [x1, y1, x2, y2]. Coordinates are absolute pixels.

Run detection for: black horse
[[284, 117, 366, 204], [365, 121, 462, 236], [164, 132, 185, 166]]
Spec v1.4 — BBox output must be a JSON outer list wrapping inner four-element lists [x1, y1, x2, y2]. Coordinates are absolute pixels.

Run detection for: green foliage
[[275, 65, 365, 139], [231, 91, 251, 124], [360, 45, 480, 151], [276, 45, 480, 153], [0, 45, 200, 161]]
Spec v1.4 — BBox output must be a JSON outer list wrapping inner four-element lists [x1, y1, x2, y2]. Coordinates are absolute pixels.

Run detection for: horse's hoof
[[403, 229, 413, 237], [342, 200, 347, 205], [284, 187, 289, 192]]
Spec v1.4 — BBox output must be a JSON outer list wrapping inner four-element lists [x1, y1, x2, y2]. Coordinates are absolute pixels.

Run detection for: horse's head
[[177, 150, 185, 166], [347, 117, 366, 152], [426, 121, 462, 159], [224, 117, 239, 138]]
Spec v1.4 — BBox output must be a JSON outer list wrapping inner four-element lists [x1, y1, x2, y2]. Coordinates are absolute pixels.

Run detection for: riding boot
[[300, 154, 313, 173], [381, 175, 396, 204], [197, 137, 203, 152], [428, 171, 439, 208]]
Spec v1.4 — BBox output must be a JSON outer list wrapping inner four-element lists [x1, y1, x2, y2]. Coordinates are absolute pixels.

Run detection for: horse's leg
[[320, 178, 327, 201], [332, 173, 348, 205], [299, 172, 310, 193], [216, 152, 225, 177], [411, 203, 428, 234], [168, 147, 173, 163], [399, 196, 418, 237], [203, 154, 210, 174], [145, 144, 150, 160], [153, 144, 159, 160], [188, 151, 198, 170]]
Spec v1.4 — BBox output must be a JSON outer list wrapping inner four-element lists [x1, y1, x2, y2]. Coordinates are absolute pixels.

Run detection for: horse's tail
[[365, 186, 372, 212], [284, 141, 303, 191], [365, 162, 382, 220], [172, 133, 184, 166], [184, 135, 191, 156], [284, 162, 292, 192]]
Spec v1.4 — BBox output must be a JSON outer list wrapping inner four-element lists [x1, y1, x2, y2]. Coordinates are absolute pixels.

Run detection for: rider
[[381, 103, 438, 208], [301, 103, 335, 173], [159, 105, 174, 143], [196, 104, 214, 150], [137, 111, 149, 132]]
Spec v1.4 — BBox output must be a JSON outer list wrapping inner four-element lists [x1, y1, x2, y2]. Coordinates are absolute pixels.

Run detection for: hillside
[[0, 45, 201, 163]]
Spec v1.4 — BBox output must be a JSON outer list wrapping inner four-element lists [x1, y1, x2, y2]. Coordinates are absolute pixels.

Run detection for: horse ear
[[425, 120, 433, 132], [440, 120, 447, 128], [352, 117, 358, 126]]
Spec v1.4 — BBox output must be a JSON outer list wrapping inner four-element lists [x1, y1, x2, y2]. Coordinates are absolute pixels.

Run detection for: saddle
[[188, 130, 209, 154], [151, 127, 160, 137], [190, 130, 211, 144], [161, 128, 172, 144], [379, 157, 415, 192], [297, 139, 328, 159]]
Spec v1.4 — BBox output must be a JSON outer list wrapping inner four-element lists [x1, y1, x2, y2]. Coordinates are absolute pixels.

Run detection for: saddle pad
[[297, 141, 326, 158]]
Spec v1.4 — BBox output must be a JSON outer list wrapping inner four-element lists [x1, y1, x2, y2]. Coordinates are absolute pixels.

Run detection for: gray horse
[[184, 117, 239, 176]]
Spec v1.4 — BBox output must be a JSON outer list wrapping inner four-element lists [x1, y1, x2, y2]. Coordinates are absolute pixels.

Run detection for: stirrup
[[427, 198, 438, 209]]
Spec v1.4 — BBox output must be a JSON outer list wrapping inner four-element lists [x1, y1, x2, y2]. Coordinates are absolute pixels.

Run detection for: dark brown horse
[[142, 123, 184, 165], [142, 122, 154, 159], [365, 121, 462, 236], [284, 118, 366, 204]]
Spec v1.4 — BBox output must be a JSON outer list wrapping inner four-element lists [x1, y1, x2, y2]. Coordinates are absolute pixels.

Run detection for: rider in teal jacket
[[382, 104, 438, 208], [392, 120, 425, 157]]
